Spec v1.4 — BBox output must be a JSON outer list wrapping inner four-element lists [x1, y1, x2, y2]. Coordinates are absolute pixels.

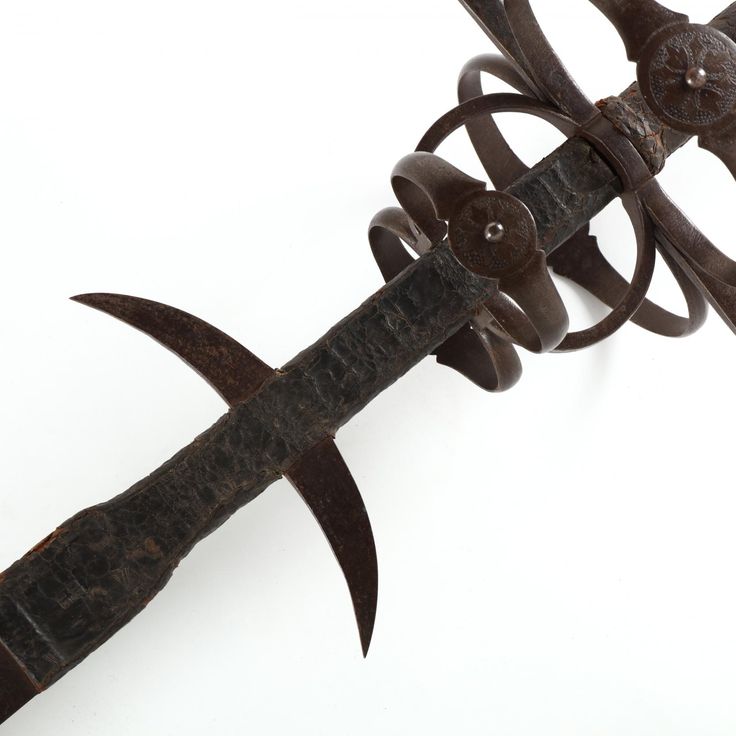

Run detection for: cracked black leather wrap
[[505, 136, 620, 253], [5, 3, 736, 705], [0, 244, 492, 690]]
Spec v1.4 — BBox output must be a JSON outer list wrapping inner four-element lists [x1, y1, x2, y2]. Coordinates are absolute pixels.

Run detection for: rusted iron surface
[[75, 295, 379, 658], [0, 244, 492, 703], [0, 642, 38, 723], [287, 439, 378, 657], [4, 0, 736, 727], [72, 293, 274, 405]]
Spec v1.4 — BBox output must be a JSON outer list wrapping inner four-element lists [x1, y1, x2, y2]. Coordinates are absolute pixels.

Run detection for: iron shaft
[[0, 244, 491, 712], [3, 2, 736, 721]]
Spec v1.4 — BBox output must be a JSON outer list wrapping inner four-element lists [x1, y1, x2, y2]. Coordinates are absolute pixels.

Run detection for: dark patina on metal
[[4, 0, 736, 727], [0, 642, 38, 722]]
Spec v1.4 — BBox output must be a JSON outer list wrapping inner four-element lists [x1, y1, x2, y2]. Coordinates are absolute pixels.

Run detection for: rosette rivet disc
[[448, 191, 537, 279], [638, 23, 736, 134]]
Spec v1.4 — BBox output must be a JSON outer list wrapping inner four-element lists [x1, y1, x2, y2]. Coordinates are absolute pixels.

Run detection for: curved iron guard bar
[[369, 0, 736, 387]]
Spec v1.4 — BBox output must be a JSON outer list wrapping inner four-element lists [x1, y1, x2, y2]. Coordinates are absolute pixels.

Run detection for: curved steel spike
[[588, 0, 689, 62], [70, 293, 273, 405], [287, 439, 377, 657], [71, 293, 379, 656]]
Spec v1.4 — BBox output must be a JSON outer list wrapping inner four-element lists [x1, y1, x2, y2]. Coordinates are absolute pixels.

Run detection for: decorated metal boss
[[3, 0, 736, 727]]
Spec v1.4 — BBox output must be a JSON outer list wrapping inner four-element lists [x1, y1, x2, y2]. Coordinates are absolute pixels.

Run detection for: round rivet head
[[448, 191, 537, 279], [685, 66, 707, 89], [484, 221, 505, 243]]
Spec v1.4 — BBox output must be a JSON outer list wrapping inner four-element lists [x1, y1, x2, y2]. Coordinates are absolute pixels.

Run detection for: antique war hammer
[[3, 0, 736, 726]]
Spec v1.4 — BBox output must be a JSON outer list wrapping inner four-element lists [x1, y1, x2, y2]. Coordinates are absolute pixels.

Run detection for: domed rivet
[[484, 221, 505, 243], [685, 66, 707, 89]]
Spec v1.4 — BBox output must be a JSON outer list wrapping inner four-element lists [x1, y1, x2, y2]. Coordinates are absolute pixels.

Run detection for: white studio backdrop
[[2, 1, 736, 734]]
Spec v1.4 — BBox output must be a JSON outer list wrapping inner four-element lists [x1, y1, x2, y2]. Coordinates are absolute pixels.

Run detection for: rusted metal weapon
[[3, 0, 736, 726]]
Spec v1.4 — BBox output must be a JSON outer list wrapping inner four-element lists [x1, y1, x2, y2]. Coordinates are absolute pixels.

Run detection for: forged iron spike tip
[[287, 438, 378, 658], [69, 292, 274, 405], [72, 293, 379, 655], [70, 292, 101, 305]]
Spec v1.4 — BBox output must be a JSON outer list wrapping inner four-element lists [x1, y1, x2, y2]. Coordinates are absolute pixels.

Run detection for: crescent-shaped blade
[[71, 292, 273, 405], [72, 292, 379, 655], [287, 438, 378, 657]]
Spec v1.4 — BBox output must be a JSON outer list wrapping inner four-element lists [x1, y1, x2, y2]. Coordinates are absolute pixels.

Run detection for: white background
[[2, 0, 736, 733]]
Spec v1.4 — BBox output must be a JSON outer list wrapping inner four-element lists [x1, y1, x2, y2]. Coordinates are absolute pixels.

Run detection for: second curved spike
[[287, 439, 378, 657], [71, 292, 379, 657], [70, 293, 273, 405]]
